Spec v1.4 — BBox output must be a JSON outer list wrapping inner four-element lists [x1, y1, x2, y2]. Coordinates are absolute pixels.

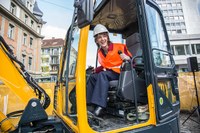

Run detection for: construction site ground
[[180, 111, 200, 133]]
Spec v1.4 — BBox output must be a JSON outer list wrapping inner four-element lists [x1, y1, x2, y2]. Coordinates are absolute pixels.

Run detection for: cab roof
[[91, 0, 138, 38]]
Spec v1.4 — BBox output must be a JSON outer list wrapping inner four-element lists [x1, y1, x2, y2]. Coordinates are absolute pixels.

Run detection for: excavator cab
[[0, 0, 180, 133]]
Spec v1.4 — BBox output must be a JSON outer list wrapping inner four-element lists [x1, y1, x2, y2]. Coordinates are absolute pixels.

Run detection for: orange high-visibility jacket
[[98, 43, 132, 73]]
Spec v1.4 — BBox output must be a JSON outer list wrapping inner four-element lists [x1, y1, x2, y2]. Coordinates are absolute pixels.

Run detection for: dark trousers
[[86, 70, 119, 108]]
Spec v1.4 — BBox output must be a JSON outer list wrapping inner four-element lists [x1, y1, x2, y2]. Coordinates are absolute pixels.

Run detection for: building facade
[[155, 0, 200, 71], [39, 38, 64, 82], [0, 0, 45, 77]]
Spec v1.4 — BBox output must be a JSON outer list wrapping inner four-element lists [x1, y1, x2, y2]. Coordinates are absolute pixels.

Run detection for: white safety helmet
[[93, 24, 108, 37]]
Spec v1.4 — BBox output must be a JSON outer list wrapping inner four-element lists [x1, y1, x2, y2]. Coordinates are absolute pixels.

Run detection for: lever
[[118, 50, 122, 55]]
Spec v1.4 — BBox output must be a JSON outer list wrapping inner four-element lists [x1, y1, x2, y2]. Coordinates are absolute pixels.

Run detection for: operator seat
[[109, 33, 147, 103]]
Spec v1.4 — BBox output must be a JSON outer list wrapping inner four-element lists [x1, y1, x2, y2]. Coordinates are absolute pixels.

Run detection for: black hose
[[6, 110, 24, 118]]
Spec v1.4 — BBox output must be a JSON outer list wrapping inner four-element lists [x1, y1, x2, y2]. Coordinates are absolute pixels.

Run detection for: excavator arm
[[0, 36, 51, 132], [0, 35, 74, 132], [0, 36, 50, 109]]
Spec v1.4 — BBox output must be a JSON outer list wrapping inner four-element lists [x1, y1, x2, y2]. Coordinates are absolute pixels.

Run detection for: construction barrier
[[178, 72, 200, 111]]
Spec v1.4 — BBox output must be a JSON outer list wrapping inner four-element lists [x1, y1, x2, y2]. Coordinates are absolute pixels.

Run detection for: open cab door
[[142, 0, 180, 130], [54, 0, 180, 132]]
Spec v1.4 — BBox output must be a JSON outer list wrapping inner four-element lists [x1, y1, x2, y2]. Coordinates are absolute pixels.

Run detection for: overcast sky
[[37, 0, 74, 39]]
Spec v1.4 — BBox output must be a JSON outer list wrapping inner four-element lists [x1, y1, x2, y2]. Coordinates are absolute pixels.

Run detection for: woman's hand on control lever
[[120, 53, 131, 61]]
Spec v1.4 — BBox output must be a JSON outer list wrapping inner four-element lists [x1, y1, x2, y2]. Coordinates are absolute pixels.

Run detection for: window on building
[[31, 20, 34, 28], [172, 30, 176, 34], [161, 4, 167, 7], [25, 14, 28, 24], [37, 26, 41, 33], [166, 23, 170, 26], [169, 16, 174, 20], [181, 22, 185, 26], [167, 3, 171, 7], [23, 33, 27, 45], [180, 68, 188, 72], [52, 66, 58, 71], [163, 10, 167, 14], [177, 2, 182, 7], [173, 9, 178, 13], [175, 45, 185, 55], [28, 57, 32, 70], [168, 10, 173, 13], [177, 29, 182, 34], [30, 37, 33, 48], [43, 49, 50, 54], [182, 29, 187, 34], [10, 2, 16, 15], [179, 16, 184, 20], [196, 44, 200, 54], [22, 54, 26, 65], [8, 24, 15, 39], [176, 23, 180, 26], [178, 9, 183, 13], [185, 45, 191, 55], [171, 23, 175, 26], [191, 44, 196, 54], [26, 1, 29, 8], [174, 16, 178, 20], [172, 3, 176, 7]]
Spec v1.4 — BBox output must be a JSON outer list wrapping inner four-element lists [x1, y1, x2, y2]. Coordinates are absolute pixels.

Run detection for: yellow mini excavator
[[0, 0, 180, 132]]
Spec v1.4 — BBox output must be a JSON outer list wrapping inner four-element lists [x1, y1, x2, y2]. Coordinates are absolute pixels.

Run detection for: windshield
[[146, 4, 168, 51], [145, 4, 173, 68]]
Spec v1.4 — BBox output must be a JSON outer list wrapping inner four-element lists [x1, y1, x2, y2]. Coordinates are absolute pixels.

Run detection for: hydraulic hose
[[0, 112, 15, 132]]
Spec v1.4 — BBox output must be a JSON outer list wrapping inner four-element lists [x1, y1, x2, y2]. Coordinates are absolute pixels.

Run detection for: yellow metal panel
[[0, 43, 37, 106], [38, 82, 55, 115], [76, 25, 91, 133]]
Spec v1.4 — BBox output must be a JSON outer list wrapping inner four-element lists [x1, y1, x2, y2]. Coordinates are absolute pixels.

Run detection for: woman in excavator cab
[[86, 24, 132, 116]]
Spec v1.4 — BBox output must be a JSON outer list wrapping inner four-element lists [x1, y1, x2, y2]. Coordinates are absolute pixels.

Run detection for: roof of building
[[42, 38, 64, 48], [33, 1, 43, 17]]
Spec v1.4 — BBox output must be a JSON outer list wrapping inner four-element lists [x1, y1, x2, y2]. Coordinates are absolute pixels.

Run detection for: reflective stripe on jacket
[[98, 43, 132, 73]]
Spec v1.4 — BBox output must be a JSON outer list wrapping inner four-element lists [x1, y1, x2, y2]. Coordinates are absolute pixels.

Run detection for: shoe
[[138, 104, 148, 113], [94, 106, 104, 116], [87, 104, 95, 112]]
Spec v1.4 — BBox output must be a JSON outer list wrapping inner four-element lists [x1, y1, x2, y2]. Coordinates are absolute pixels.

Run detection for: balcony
[[41, 54, 50, 58], [50, 51, 59, 56], [41, 62, 49, 66], [50, 61, 59, 65], [50, 70, 58, 74]]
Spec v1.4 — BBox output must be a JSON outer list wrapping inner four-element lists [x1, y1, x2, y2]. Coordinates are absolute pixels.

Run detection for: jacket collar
[[100, 43, 113, 56]]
